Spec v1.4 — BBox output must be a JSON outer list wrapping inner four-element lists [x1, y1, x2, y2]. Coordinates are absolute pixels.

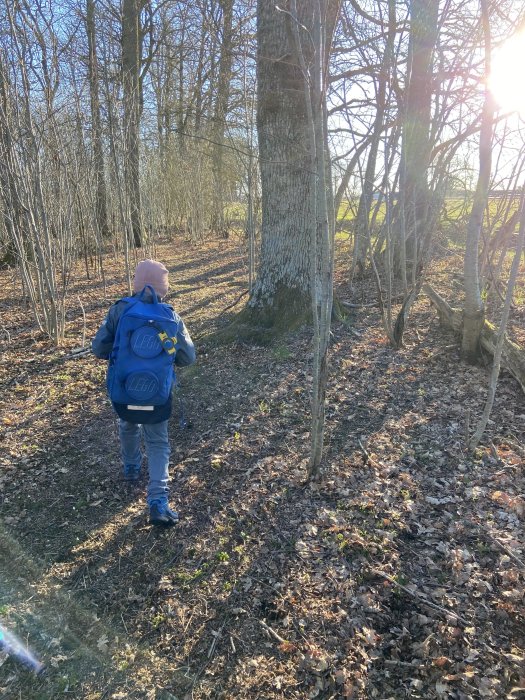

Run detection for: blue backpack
[[107, 285, 179, 410]]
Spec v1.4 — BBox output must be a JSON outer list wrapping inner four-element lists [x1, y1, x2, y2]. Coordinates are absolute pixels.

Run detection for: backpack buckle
[[158, 330, 177, 355]]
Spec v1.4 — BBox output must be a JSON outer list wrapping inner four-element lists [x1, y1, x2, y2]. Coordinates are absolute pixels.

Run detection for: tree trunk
[[248, 0, 317, 325], [210, 0, 234, 238], [462, 0, 494, 362], [469, 192, 525, 449], [86, 0, 110, 240], [395, 0, 439, 280], [286, 0, 338, 476], [122, 0, 143, 248], [352, 0, 396, 277], [423, 283, 525, 395]]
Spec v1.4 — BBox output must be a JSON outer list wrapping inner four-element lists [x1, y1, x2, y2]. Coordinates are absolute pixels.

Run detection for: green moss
[[209, 284, 311, 345]]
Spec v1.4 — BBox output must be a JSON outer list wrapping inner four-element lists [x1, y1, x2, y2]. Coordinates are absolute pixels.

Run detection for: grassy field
[[226, 195, 521, 247]]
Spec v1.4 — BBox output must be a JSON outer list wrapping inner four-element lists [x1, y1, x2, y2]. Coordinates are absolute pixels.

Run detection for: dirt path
[[0, 238, 524, 699]]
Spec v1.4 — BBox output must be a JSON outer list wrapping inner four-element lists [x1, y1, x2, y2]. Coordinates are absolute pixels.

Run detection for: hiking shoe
[[149, 501, 179, 528], [123, 464, 141, 481]]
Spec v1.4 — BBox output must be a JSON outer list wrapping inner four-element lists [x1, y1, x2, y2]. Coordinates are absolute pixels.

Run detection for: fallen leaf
[[97, 635, 109, 651], [433, 656, 450, 667]]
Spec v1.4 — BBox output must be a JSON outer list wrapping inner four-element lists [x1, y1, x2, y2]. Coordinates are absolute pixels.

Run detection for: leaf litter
[[0, 236, 523, 699]]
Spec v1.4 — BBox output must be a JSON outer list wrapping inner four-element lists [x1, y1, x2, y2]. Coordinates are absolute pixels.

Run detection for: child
[[92, 259, 196, 527]]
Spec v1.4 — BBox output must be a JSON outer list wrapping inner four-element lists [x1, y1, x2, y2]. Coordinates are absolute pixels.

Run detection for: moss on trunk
[[212, 284, 312, 345]]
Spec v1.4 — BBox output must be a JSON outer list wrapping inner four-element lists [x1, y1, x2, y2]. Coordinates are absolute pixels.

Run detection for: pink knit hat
[[133, 259, 169, 298]]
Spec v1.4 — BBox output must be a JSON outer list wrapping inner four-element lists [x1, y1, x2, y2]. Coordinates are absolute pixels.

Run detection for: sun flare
[[489, 32, 525, 115]]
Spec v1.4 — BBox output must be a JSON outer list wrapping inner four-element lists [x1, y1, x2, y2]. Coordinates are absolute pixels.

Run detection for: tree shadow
[[2, 244, 523, 698]]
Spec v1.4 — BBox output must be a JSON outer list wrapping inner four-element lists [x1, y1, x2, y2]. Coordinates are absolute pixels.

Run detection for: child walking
[[92, 260, 196, 527]]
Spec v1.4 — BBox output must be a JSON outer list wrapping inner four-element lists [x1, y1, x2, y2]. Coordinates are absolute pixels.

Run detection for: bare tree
[[394, 0, 439, 286], [121, 0, 151, 247], [469, 189, 525, 450], [351, 0, 397, 277], [0, 3, 79, 342], [210, 0, 235, 238], [86, 0, 110, 240], [462, 0, 494, 362], [246, 0, 328, 325]]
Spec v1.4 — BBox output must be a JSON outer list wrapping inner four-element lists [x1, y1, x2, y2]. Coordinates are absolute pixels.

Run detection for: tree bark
[[122, 0, 143, 247], [423, 283, 525, 395], [395, 0, 439, 281], [248, 0, 319, 324], [86, 0, 110, 240], [210, 0, 234, 238], [462, 0, 494, 361]]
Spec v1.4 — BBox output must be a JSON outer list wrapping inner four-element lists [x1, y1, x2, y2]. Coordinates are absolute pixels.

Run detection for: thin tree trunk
[[86, 0, 110, 241], [462, 0, 494, 361], [288, 0, 339, 476], [210, 0, 234, 238], [352, 0, 396, 277], [469, 192, 525, 450], [122, 0, 143, 247]]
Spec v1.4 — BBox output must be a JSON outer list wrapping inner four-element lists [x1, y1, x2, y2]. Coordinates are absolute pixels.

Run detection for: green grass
[[225, 196, 521, 251], [225, 202, 246, 221], [272, 344, 292, 360]]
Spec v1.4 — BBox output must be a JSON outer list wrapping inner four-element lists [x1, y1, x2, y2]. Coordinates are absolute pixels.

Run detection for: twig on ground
[[372, 569, 469, 626], [67, 346, 92, 359], [207, 629, 221, 659], [490, 441, 503, 464], [341, 295, 405, 309], [120, 613, 128, 635], [383, 659, 421, 668], [251, 577, 287, 600], [259, 618, 287, 644], [489, 536, 525, 570], [191, 618, 229, 689], [358, 439, 381, 468], [341, 301, 377, 308], [425, 344, 457, 361], [217, 290, 249, 317]]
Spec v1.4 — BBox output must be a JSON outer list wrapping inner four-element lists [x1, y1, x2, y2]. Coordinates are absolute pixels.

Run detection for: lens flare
[[0, 623, 45, 675], [489, 32, 525, 116]]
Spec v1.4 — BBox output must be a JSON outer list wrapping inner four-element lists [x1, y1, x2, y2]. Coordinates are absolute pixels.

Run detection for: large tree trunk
[[248, 0, 317, 324], [122, 0, 143, 248], [395, 0, 439, 282], [86, 0, 109, 240]]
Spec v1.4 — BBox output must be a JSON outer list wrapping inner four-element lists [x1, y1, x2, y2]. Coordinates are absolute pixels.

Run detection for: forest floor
[[0, 235, 524, 700]]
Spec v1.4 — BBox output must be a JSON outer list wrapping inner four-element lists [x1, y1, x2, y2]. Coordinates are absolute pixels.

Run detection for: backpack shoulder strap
[[109, 297, 141, 361], [116, 296, 141, 321]]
